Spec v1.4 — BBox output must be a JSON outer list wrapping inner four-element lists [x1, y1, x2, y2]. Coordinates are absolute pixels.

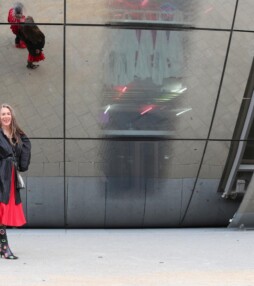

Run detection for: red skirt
[[0, 167, 26, 227], [28, 52, 45, 63]]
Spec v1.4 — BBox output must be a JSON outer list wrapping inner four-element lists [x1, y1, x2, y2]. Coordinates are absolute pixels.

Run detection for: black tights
[[0, 225, 18, 259], [15, 35, 20, 44]]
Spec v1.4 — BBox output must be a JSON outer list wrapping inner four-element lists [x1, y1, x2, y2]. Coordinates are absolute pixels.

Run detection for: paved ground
[[1, 228, 253, 286]]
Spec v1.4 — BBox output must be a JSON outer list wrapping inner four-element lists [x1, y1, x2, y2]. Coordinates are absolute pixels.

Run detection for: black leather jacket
[[19, 30, 45, 57], [0, 129, 31, 204]]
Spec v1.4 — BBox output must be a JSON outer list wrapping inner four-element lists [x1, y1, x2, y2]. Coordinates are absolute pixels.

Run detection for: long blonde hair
[[0, 103, 24, 144]]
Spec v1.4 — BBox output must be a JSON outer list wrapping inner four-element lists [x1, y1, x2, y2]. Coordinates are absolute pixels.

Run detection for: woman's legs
[[0, 225, 18, 259], [15, 35, 26, 48], [15, 35, 20, 45]]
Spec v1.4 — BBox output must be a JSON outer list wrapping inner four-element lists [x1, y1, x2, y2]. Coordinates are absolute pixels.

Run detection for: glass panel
[[109, 0, 236, 29], [66, 26, 229, 139], [246, 115, 254, 141], [67, 0, 108, 24], [0, 25, 64, 138], [1, 1, 64, 23], [66, 0, 236, 29], [66, 139, 205, 179], [66, 26, 104, 138], [180, 0, 236, 29], [66, 139, 204, 227], [26, 139, 64, 227], [28, 139, 64, 177], [242, 143, 254, 164], [210, 32, 254, 140], [235, 0, 254, 31], [199, 141, 231, 180], [66, 140, 103, 177], [242, 118, 254, 163]]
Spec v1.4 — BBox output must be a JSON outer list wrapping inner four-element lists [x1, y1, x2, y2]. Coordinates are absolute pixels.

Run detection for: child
[[7, 2, 26, 48], [20, 16, 45, 69]]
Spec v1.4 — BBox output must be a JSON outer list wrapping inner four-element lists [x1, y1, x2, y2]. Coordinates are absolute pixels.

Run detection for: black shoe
[[0, 246, 18, 259], [26, 63, 39, 69]]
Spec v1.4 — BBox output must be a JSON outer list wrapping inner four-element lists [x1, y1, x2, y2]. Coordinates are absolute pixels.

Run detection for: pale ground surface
[[1, 228, 254, 286]]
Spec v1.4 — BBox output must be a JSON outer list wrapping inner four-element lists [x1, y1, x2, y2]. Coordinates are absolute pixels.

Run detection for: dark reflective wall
[[1, 0, 253, 227]]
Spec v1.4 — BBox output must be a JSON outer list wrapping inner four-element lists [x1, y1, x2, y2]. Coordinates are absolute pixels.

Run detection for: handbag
[[17, 171, 25, 189]]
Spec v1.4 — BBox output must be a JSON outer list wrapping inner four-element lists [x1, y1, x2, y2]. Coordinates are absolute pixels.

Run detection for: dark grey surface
[[228, 173, 254, 229], [66, 177, 106, 227], [143, 178, 185, 227], [26, 177, 65, 227], [181, 179, 239, 227], [22, 177, 240, 228], [105, 177, 146, 227]]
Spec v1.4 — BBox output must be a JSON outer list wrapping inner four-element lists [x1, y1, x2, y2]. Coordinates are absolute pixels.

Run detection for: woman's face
[[0, 107, 12, 128]]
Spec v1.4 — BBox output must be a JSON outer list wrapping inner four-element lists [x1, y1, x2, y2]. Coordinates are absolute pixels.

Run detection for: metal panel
[[105, 177, 146, 227], [210, 32, 254, 140], [20, 176, 28, 221], [67, 177, 106, 227], [228, 173, 254, 229], [67, 0, 236, 29], [235, 0, 254, 31], [144, 179, 182, 227], [181, 179, 239, 227], [26, 177, 64, 227]]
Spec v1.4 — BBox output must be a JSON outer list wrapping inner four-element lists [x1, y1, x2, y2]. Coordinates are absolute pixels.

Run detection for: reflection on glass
[[66, 140, 204, 179], [210, 32, 254, 140], [242, 143, 254, 164], [108, 1, 184, 24], [107, 0, 235, 29], [199, 141, 231, 180], [101, 28, 226, 138], [65, 140, 103, 177], [101, 23, 186, 133], [0, 25, 63, 138], [235, 0, 254, 31], [66, 0, 235, 27], [67, 26, 228, 139], [1, 1, 64, 23], [28, 139, 64, 177], [242, 118, 254, 164], [67, 0, 108, 24]]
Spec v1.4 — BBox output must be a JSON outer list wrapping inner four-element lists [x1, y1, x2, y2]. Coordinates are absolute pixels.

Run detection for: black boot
[[26, 61, 39, 69], [0, 226, 18, 259]]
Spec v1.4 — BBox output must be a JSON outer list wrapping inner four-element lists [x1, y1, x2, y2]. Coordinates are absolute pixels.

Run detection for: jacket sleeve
[[0, 131, 13, 159], [19, 134, 31, 172], [40, 34, 45, 50]]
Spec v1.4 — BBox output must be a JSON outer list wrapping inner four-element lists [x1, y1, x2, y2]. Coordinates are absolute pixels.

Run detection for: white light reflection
[[170, 87, 187, 93], [178, 87, 187, 93], [104, 105, 111, 114], [176, 108, 192, 116]]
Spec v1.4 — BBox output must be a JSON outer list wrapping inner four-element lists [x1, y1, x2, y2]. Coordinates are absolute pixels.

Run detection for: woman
[[20, 16, 45, 69], [7, 2, 26, 48], [0, 104, 31, 259]]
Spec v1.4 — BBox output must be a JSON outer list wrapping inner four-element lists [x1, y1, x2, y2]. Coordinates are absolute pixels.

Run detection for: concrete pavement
[[1, 228, 254, 286]]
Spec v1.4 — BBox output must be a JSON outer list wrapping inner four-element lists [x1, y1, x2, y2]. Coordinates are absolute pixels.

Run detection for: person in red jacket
[[7, 2, 26, 48]]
